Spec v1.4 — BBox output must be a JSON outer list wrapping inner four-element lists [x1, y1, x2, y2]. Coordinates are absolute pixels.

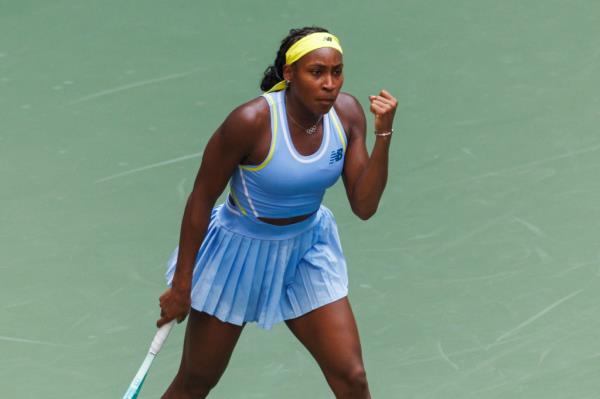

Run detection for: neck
[[284, 90, 321, 125]]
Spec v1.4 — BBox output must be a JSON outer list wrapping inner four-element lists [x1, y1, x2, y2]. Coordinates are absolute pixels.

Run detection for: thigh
[[285, 297, 365, 376], [178, 309, 244, 382]]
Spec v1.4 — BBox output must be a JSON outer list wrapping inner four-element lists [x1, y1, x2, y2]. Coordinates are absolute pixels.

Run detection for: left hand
[[369, 89, 398, 134]]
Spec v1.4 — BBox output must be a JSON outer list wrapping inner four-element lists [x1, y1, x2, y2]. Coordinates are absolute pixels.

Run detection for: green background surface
[[2, 1, 600, 398]]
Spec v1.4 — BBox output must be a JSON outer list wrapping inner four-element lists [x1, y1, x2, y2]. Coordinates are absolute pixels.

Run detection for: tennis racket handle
[[149, 320, 175, 355]]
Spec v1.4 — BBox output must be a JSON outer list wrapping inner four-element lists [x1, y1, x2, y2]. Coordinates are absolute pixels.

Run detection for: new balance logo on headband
[[329, 148, 343, 165], [324, 36, 333, 42]]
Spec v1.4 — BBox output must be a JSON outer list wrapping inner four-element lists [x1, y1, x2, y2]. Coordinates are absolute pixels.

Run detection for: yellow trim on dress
[[240, 94, 278, 172], [228, 188, 247, 216], [330, 110, 347, 152]]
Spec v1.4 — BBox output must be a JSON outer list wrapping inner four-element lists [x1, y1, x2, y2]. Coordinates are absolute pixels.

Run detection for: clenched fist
[[369, 89, 397, 135]]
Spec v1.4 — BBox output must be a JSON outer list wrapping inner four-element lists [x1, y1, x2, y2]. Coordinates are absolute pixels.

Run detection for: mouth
[[317, 98, 336, 104]]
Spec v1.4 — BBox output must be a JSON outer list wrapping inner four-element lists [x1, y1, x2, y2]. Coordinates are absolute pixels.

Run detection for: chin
[[314, 100, 335, 114]]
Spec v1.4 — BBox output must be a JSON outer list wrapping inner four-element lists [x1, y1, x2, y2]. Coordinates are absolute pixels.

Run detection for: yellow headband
[[266, 32, 343, 93]]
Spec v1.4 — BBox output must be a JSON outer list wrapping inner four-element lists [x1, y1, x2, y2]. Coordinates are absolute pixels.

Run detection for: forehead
[[298, 48, 343, 66]]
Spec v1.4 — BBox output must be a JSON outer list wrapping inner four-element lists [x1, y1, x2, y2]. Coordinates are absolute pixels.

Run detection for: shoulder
[[334, 92, 362, 111], [218, 96, 270, 146], [333, 92, 366, 136], [222, 96, 269, 134]]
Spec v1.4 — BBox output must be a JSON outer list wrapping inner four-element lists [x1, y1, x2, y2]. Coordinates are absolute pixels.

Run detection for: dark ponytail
[[260, 26, 330, 92]]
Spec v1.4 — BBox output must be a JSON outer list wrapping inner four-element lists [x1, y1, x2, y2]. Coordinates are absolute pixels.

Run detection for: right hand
[[157, 286, 191, 327], [369, 89, 398, 134]]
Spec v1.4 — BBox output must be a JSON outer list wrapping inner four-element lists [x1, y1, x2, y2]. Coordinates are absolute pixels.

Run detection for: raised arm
[[156, 98, 268, 327], [337, 90, 397, 220]]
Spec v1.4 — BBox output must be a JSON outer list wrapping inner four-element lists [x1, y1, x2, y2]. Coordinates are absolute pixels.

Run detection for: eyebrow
[[306, 62, 344, 68]]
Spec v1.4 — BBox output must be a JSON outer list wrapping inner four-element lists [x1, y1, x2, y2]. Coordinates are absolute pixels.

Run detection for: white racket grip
[[149, 320, 175, 355]]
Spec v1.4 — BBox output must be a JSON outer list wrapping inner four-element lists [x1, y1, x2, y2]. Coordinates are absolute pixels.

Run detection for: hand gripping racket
[[122, 320, 176, 399]]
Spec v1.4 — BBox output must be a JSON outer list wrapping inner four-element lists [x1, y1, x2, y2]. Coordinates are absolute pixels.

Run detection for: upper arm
[[189, 98, 268, 206], [335, 93, 368, 199]]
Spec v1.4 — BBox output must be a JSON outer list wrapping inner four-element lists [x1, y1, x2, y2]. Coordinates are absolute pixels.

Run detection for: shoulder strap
[[328, 106, 347, 152]]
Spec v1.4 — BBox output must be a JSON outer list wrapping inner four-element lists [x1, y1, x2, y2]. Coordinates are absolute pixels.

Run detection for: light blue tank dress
[[166, 90, 349, 330]]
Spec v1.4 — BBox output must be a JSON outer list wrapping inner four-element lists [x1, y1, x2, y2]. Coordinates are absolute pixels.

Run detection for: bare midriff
[[228, 195, 315, 226], [258, 212, 316, 226]]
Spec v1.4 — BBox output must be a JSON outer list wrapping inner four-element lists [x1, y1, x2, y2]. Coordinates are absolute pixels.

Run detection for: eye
[[311, 69, 323, 76], [333, 68, 343, 76]]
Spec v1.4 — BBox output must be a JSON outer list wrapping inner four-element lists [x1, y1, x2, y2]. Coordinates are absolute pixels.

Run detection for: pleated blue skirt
[[165, 201, 348, 330]]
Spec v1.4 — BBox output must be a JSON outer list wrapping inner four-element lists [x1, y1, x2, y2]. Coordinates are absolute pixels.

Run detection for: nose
[[322, 73, 335, 91]]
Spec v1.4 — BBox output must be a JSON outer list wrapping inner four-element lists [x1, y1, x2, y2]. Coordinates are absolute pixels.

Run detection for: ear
[[282, 64, 293, 82]]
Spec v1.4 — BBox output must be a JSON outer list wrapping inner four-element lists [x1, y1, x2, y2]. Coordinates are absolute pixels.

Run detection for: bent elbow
[[352, 205, 377, 221]]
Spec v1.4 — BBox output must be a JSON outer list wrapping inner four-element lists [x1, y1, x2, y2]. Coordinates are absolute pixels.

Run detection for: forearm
[[350, 135, 392, 219], [170, 193, 212, 291]]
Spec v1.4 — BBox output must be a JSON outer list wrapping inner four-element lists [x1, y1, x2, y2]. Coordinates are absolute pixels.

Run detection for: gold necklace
[[287, 110, 323, 135]]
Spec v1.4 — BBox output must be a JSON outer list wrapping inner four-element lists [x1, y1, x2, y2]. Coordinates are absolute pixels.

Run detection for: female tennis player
[[157, 26, 397, 398]]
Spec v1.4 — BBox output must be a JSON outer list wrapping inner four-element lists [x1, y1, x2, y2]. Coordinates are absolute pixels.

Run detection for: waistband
[[218, 200, 322, 240]]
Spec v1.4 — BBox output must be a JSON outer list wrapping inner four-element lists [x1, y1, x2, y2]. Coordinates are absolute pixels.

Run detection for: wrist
[[374, 128, 393, 137], [171, 276, 192, 292]]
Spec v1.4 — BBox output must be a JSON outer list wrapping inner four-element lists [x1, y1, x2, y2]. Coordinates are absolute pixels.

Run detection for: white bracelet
[[374, 129, 393, 137]]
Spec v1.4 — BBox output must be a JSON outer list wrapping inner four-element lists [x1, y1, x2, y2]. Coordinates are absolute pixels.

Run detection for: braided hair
[[260, 26, 330, 91]]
